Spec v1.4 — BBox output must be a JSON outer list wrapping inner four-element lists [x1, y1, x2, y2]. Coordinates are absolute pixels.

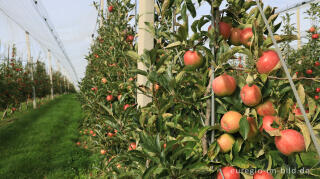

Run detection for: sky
[[0, 0, 319, 86]]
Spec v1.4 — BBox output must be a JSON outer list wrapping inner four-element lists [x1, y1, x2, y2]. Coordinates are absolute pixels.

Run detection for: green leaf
[[239, 116, 250, 140], [208, 142, 220, 160], [296, 122, 311, 151], [126, 50, 140, 61], [186, 0, 196, 18], [165, 41, 182, 49], [232, 157, 250, 168]]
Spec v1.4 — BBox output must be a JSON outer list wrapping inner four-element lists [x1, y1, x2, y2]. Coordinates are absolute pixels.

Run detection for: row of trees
[[79, 0, 320, 178], [0, 45, 76, 111]]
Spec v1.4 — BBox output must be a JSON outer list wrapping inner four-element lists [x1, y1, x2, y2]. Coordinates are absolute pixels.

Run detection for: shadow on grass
[[0, 95, 93, 179]]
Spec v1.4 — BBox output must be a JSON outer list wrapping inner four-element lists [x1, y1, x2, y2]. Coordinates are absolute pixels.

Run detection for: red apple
[[217, 133, 235, 153], [108, 6, 113, 12], [253, 170, 274, 179], [256, 100, 276, 116], [128, 142, 136, 151], [90, 130, 94, 135], [163, 143, 167, 149], [260, 116, 281, 132], [183, 51, 203, 68], [256, 50, 281, 74], [315, 95, 319, 100], [275, 129, 305, 156], [117, 94, 122, 100], [316, 88, 320, 93], [12, 107, 17, 112], [208, 22, 232, 40], [247, 117, 258, 139], [230, 28, 242, 46], [212, 74, 237, 96], [240, 27, 253, 47], [107, 132, 114, 137], [217, 166, 240, 179], [124, 104, 130, 110], [221, 111, 242, 133], [101, 149, 107, 155], [106, 95, 113, 101], [126, 35, 134, 42], [76, 142, 81, 146], [312, 34, 319, 39], [240, 84, 262, 107], [219, 22, 232, 39], [315, 61, 320, 67], [309, 26, 316, 33], [306, 69, 313, 74]]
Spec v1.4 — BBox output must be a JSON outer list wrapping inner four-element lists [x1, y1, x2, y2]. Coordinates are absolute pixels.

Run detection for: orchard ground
[[0, 95, 97, 178]]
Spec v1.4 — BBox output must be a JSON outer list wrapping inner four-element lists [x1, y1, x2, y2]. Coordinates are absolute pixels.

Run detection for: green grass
[[0, 95, 93, 179]]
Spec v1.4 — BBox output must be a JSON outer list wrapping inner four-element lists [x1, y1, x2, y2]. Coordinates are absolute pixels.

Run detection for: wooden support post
[[137, 0, 154, 107], [26, 32, 37, 109], [99, 0, 104, 28], [48, 50, 54, 100], [297, 7, 301, 49]]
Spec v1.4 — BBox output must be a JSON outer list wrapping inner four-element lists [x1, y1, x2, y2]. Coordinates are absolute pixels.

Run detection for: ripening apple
[[306, 69, 313, 74], [240, 27, 253, 47], [128, 142, 136, 151], [240, 84, 262, 107], [217, 133, 235, 153], [260, 116, 281, 132], [256, 100, 276, 116], [126, 35, 134, 42], [221, 111, 242, 133], [106, 95, 113, 101], [256, 50, 281, 74], [101, 149, 107, 155], [107, 132, 114, 137], [212, 74, 237, 96], [76, 142, 81, 146], [275, 129, 305, 156], [101, 77, 107, 84], [124, 104, 130, 110], [219, 22, 232, 39], [117, 94, 122, 101], [216, 166, 240, 179], [309, 26, 316, 33], [183, 50, 203, 68], [208, 22, 232, 40], [253, 170, 274, 179], [230, 28, 242, 46], [312, 34, 319, 39]]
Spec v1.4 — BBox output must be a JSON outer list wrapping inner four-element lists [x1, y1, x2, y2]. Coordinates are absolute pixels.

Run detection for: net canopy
[[0, 0, 98, 86], [0, 0, 319, 86]]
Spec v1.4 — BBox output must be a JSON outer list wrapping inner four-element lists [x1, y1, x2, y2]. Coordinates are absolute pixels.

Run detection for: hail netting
[[0, 0, 98, 87]]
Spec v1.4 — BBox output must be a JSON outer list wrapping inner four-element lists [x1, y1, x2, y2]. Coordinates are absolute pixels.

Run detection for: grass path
[[0, 95, 93, 179]]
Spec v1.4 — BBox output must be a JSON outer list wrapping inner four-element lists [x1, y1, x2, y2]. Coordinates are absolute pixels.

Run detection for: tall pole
[[26, 31, 37, 109], [48, 50, 54, 100], [297, 7, 302, 49], [99, 0, 104, 28], [137, 0, 154, 107], [56, 60, 62, 94]]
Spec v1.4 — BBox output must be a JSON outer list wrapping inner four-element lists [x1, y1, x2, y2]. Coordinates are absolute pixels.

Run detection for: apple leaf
[[165, 41, 182, 49], [265, 129, 281, 136], [239, 116, 250, 140], [208, 142, 220, 161], [296, 122, 311, 151], [297, 83, 305, 105], [232, 156, 251, 169]]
